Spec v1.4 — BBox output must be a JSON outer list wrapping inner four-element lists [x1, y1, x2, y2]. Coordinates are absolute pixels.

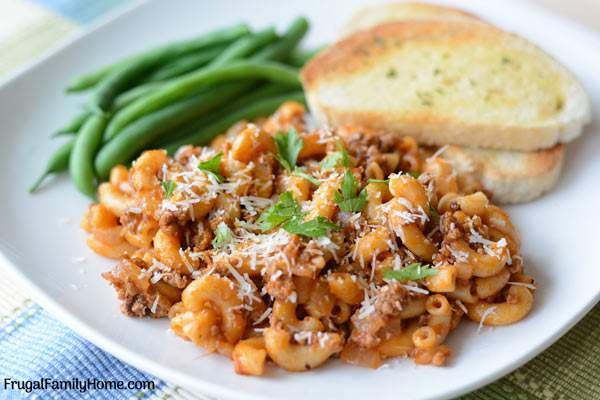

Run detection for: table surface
[[0, 1, 599, 399]]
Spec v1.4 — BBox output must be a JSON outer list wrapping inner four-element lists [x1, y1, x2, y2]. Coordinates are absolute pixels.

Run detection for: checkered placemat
[[0, 1, 598, 399]]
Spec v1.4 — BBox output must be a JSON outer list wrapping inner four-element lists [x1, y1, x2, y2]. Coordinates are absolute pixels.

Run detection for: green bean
[[287, 46, 324, 67], [51, 131, 77, 139], [154, 82, 297, 148], [66, 23, 250, 92], [107, 30, 278, 131], [69, 114, 107, 197], [112, 81, 164, 111], [113, 27, 285, 140], [105, 61, 300, 140], [29, 138, 75, 193], [91, 28, 263, 113], [145, 45, 226, 82], [66, 64, 116, 94], [89, 57, 162, 113], [165, 91, 305, 154], [211, 28, 278, 66], [252, 17, 309, 62], [94, 82, 251, 180], [53, 109, 91, 137]]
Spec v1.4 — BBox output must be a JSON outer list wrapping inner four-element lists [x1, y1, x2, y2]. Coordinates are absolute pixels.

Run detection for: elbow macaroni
[[85, 102, 535, 375]]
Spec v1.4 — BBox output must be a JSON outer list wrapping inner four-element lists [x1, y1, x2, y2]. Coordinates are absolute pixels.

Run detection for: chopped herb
[[198, 152, 224, 183], [433, 68, 442, 76], [321, 140, 352, 169], [368, 178, 389, 184], [320, 152, 344, 169], [283, 216, 340, 238], [161, 180, 176, 198], [257, 191, 339, 238], [334, 170, 367, 212], [274, 127, 303, 172], [429, 205, 440, 225], [257, 192, 302, 231], [416, 90, 433, 107], [383, 262, 438, 282], [501, 56, 511, 64], [407, 171, 421, 179], [212, 222, 233, 249], [386, 68, 397, 78], [293, 169, 321, 186]]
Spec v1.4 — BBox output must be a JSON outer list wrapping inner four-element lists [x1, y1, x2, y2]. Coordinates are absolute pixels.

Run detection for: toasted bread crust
[[302, 20, 591, 151], [442, 144, 565, 204], [303, 21, 502, 90], [339, 2, 484, 37]]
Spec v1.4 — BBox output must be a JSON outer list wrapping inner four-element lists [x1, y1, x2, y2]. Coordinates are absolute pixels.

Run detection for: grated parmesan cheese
[[426, 145, 449, 162], [287, 292, 297, 303], [253, 307, 272, 326], [401, 284, 429, 295], [179, 249, 195, 274], [449, 246, 469, 263], [507, 281, 537, 290], [356, 289, 376, 320], [150, 295, 160, 314], [455, 299, 468, 314], [270, 270, 283, 281], [477, 306, 497, 334]]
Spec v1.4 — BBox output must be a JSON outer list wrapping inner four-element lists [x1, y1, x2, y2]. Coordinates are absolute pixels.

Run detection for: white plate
[[1, 0, 599, 399]]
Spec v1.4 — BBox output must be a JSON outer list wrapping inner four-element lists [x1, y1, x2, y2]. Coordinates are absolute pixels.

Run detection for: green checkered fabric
[[0, 1, 598, 399]]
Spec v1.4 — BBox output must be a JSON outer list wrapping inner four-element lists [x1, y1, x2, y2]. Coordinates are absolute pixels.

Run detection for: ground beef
[[350, 282, 409, 348], [102, 258, 171, 318]]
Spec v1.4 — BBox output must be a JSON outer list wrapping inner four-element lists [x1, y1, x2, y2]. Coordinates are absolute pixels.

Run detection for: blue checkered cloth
[[1, 1, 600, 399], [0, 305, 164, 399]]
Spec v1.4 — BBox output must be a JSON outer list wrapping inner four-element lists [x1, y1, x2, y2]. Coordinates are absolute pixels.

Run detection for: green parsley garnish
[[198, 152, 225, 183], [334, 170, 367, 212], [161, 180, 176, 198], [257, 191, 339, 238], [320, 140, 352, 169], [408, 171, 421, 179], [274, 127, 304, 172], [212, 222, 233, 249], [383, 262, 438, 282], [292, 169, 321, 186], [283, 216, 340, 238], [429, 205, 440, 225], [257, 192, 302, 231], [368, 178, 389, 184]]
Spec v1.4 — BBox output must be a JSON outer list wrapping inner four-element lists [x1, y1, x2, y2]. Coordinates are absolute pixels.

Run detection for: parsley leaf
[[198, 152, 225, 183], [368, 178, 389, 184], [292, 169, 321, 186], [383, 263, 438, 282], [161, 180, 176, 198], [334, 170, 367, 212], [429, 205, 440, 225], [257, 191, 339, 238], [274, 127, 304, 172], [408, 171, 421, 179], [257, 192, 302, 230], [283, 216, 340, 238], [212, 222, 233, 249], [320, 140, 352, 169]]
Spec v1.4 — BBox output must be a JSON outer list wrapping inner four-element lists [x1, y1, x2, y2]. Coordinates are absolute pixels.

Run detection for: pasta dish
[[81, 102, 535, 375]]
